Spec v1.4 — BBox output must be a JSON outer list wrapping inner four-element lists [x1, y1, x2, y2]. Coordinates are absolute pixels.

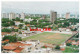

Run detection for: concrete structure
[[66, 12, 70, 19], [9, 12, 15, 20], [42, 15, 46, 19], [50, 10, 57, 23], [24, 18, 33, 22], [26, 40, 40, 47], [2, 13, 9, 18], [21, 12, 25, 19], [16, 13, 20, 18]]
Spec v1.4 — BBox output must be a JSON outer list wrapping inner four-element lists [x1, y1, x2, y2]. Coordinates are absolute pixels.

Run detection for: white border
[[0, 0, 79, 54]]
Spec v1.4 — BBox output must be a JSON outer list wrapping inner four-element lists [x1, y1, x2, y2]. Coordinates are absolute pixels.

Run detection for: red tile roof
[[26, 24, 30, 26], [3, 46, 17, 50], [4, 39, 9, 42], [2, 39, 9, 43], [14, 26, 19, 29], [9, 42, 32, 47], [60, 48, 65, 51], [2, 41, 5, 43], [2, 32, 10, 35], [13, 47, 24, 53]]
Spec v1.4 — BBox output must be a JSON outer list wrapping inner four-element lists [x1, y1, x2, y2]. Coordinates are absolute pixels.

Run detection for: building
[[66, 12, 70, 19], [2, 13, 9, 18], [50, 10, 57, 23], [2, 42, 33, 53], [9, 12, 15, 20], [57, 14, 60, 18], [21, 12, 25, 19], [42, 15, 46, 19], [15, 13, 20, 18]]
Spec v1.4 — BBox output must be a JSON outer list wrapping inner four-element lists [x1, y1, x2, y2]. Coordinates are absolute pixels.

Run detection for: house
[[60, 43, 66, 51], [32, 48, 52, 53], [2, 42, 33, 53], [30, 40, 40, 45], [13, 47, 24, 53], [13, 26, 19, 29], [2, 32, 11, 38], [58, 28, 71, 32], [32, 48, 47, 53], [2, 46, 17, 53], [67, 40, 79, 46], [24, 18, 33, 22], [14, 21, 23, 26], [71, 40, 79, 46], [25, 40, 40, 47], [2, 39, 9, 44]]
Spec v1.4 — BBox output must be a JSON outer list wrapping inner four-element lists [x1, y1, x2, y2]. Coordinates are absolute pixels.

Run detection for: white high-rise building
[[2, 13, 9, 18], [16, 13, 20, 18], [9, 12, 15, 20], [21, 12, 25, 19], [66, 12, 70, 19]]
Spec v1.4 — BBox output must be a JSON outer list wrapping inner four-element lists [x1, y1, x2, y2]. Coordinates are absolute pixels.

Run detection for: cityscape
[[1, 1, 79, 53]]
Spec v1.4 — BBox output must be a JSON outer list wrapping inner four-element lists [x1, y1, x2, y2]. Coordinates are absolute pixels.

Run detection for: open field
[[22, 32, 72, 45]]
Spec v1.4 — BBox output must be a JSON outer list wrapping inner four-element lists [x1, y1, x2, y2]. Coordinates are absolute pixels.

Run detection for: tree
[[2, 18, 10, 23], [66, 43, 71, 46], [25, 26, 27, 30], [10, 21, 15, 26], [15, 18, 20, 21], [2, 42, 8, 45], [55, 45, 60, 49], [3, 36, 17, 42], [14, 29, 18, 32], [2, 23, 10, 27], [18, 24, 23, 29], [19, 31, 22, 34], [63, 46, 79, 53], [25, 21, 29, 24], [20, 19, 23, 23], [2, 28, 12, 32], [76, 33, 79, 38], [71, 28, 77, 31]]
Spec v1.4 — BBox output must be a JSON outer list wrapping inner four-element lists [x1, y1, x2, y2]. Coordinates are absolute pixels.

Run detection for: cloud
[[2, 1, 79, 14]]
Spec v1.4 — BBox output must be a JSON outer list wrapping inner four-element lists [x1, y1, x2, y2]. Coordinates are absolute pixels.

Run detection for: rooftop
[[3, 46, 17, 50]]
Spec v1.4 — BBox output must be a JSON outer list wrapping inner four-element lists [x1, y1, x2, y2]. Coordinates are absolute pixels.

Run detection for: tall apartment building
[[50, 10, 57, 23], [9, 12, 15, 20], [16, 13, 20, 18], [21, 12, 25, 19], [66, 12, 70, 19], [2, 13, 9, 18]]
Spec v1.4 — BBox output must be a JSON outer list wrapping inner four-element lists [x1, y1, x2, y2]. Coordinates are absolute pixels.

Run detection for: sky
[[2, 1, 79, 14]]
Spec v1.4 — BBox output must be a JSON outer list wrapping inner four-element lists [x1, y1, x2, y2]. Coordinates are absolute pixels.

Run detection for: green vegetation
[[53, 18, 79, 30], [63, 45, 79, 53], [14, 29, 18, 32], [2, 18, 15, 27], [42, 46, 47, 48], [66, 43, 71, 46], [3, 35, 22, 43], [2, 23, 10, 27], [2, 42, 8, 45], [2, 18, 10, 23], [2, 28, 12, 32], [22, 32, 71, 44], [71, 28, 77, 31], [3, 36, 17, 42], [55, 45, 60, 49], [18, 24, 23, 29], [25, 21, 30, 24]]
